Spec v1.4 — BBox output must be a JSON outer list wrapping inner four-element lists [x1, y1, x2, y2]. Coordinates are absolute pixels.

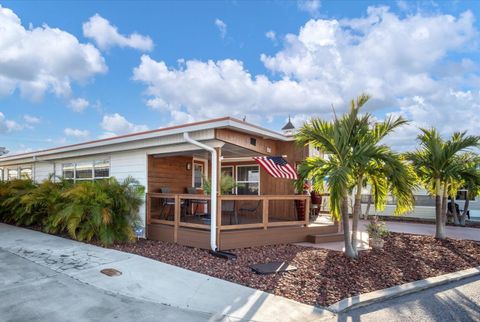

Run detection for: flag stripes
[[253, 156, 298, 180]]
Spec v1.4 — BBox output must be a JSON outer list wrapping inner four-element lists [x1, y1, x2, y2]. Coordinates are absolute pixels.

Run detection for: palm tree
[[406, 130, 479, 239], [296, 94, 416, 258], [449, 154, 480, 226]]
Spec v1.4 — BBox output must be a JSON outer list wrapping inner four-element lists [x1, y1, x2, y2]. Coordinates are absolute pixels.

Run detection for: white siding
[[110, 150, 148, 233], [362, 204, 436, 220], [34, 162, 54, 182]]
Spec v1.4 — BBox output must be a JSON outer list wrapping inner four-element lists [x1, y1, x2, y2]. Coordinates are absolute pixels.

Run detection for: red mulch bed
[[110, 232, 480, 307]]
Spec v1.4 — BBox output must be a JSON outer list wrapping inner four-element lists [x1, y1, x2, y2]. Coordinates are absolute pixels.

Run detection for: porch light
[[186, 162, 192, 170]]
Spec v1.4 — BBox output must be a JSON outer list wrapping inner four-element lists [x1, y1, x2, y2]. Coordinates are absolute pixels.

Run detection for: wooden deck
[[146, 193, 338, 250], [147, 223, 339, 250]]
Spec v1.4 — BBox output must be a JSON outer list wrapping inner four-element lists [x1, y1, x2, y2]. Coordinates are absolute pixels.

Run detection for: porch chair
[[159, 187, 185, 220], [238, 200, 261, 224], [187, 187, 208, 218], [222, 200, 238, 225]]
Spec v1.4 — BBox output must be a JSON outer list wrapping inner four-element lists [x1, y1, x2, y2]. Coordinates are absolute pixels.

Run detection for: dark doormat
[[250, 261, 297, 275]]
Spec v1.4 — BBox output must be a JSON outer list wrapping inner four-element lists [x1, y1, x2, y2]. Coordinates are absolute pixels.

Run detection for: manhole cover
[[100, 268, 122, 277]]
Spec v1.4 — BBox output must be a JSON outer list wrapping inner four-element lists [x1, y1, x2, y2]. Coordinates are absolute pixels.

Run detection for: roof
[[281, 117, 295, 130], [0, 117, 290, 163]]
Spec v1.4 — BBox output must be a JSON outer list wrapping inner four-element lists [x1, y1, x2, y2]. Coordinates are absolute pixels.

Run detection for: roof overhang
[[0, 117, 290, 165]]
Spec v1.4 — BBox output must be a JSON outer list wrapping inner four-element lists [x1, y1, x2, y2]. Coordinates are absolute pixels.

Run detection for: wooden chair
[[239, 200, 261, 224], [222, 200, 238, 225], [159, 187, 185, 220], [186, 187, 208, 217]]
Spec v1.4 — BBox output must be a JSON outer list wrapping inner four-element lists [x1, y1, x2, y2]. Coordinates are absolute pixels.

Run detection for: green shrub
[[0, 179, 37, 225], [365, 216, 389, 239], [49, 177, 144, 245], [0, 176, 144, 246]]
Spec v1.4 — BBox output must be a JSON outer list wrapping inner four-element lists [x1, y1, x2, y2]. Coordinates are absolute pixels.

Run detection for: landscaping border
[[327, 265, 480, 313]]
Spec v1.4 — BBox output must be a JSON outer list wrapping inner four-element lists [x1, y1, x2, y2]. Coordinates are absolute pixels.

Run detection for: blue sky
[[0, 0, 479, 154]]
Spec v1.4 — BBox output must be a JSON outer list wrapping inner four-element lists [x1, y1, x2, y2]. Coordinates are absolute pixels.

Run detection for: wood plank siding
[[148, 155, 193, 193], [215, 128, 278, 155]]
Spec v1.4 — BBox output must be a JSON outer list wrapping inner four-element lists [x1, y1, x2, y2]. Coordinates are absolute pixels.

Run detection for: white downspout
[[183, 132, 218, 251]]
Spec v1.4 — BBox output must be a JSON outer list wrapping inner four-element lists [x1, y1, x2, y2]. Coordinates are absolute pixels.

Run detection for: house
[[0, 117, 339, 250], [361, 187, 480, 221]]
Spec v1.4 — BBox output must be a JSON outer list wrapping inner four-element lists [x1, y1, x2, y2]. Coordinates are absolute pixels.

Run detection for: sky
[[0, 0, 479, 155]]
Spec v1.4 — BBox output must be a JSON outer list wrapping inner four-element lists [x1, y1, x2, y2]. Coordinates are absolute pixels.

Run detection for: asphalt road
[[335, 275, 480, 322], [0, 249, 212, 322]]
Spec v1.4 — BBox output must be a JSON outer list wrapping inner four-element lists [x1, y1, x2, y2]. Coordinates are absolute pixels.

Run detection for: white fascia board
[[145, 140, 225, 155], [0, 134, 222, 167], [0, 118, 288, 164]]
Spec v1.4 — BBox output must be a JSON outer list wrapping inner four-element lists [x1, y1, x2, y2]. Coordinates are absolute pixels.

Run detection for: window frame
[[93, 159, 110, 179], [235, 164, 260, 195], [20, 167, 32, 180], [193, 163, 204, 189], [61, 158, 111, 183], [7, 168, 19, 181]]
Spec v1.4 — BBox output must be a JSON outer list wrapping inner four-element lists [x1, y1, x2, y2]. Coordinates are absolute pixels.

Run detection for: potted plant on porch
[[366, 216, 389, 250], [294, 181, 311, 221]]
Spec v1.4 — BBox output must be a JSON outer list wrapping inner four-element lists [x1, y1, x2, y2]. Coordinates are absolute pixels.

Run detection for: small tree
[[296, 94, 416, 258], [406, 130, 479, 238]]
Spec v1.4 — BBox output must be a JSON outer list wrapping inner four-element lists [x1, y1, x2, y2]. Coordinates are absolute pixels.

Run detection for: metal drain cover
[[100, 268, 122, 277]]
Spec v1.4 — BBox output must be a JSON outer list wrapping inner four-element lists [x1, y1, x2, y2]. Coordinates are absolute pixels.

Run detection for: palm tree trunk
[[435, 178, 446, 239], [341, 191, 356, 259], [351, 179, 363, 256], [451, 194, 459, 225]]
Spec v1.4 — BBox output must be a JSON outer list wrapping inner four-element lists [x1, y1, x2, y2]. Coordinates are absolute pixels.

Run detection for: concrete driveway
[[0, 249, 209, 322], [0, 223, 332, 322]]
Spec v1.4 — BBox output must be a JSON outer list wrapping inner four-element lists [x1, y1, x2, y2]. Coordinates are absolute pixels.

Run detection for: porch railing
[[147, 193, 311, 232]]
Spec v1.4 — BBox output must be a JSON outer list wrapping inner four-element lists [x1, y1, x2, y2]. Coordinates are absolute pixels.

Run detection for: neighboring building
[[361, 188, 480, 220], [0, 117, 339, 250]]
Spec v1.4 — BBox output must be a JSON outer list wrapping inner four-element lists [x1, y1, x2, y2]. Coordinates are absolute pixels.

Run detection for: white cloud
[[68, 98, 90, 112], [83, 14, 153, 51], [133, 7, 479, 150], [0, 5, 107, 101], [214, 18, 227, 38], [64, 127, 90, 139], [297, 0, 321, 18], [0, 112, 22, 133], [23, 115, 41, 124], [265, 30, 277, 42], [100, 113, 149, 136]]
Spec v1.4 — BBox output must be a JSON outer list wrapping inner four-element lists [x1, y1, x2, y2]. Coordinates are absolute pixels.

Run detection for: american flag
[[253, 156, 298, 180]]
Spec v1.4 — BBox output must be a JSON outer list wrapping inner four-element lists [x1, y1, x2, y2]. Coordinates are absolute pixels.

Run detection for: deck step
[[307, 233, 344, 244]]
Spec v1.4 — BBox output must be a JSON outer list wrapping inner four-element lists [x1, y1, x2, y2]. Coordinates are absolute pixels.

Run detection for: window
[[7, 169, 18, 180], [194, 163, 204, 189], [75, 161, 93, 180], [0, 168, 3, 181], [236, 165, 259, 195], [94, 160, 110, 178], [63, 163, 75, 179], [20, 168, 32, 180], [62, 159, 110, 182]]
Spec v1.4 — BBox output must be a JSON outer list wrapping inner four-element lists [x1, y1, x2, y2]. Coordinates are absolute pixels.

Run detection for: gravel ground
[[110, 232, 480, 307]]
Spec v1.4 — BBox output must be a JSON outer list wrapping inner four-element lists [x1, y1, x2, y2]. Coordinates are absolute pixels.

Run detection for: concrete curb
[[327, 266, 480, 313]]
